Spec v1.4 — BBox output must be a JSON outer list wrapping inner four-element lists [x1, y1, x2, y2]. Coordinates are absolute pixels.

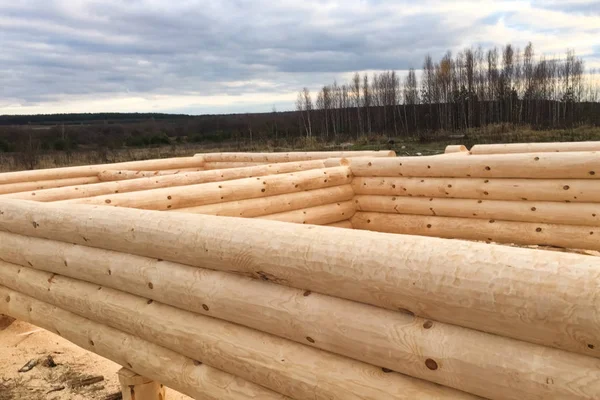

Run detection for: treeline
[[296, 42, 600, 139]]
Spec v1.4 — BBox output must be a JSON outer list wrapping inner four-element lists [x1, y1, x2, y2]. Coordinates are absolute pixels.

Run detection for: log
[[0, 156, 205, 185], [0, 233, 597, 400], [444, 145, 469, 154], [351, 212, 600, 251], [349, 152, 600, 179], [1, 200, 599, 357], [0, 176, 101, 196], [352, 176, 600, 203], [354, 195, 600, 227], [258, 201, 355, 225], [326, 220, 353, 228], [203, 162, 269, 169], [60, 166, 352, 210], [0, 265, 478, 400], [176, 186, 355, 217], [6, 160, 328, 202], [471, 141, 600, 155], [198, 150, 395, 163], [118, 368, 165, 400], [98, 168, 204, 181], [0, 287, 288, 400]]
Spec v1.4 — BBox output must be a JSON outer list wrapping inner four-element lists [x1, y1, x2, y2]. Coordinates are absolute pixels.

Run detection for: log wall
[[350, 150, 600, 251]]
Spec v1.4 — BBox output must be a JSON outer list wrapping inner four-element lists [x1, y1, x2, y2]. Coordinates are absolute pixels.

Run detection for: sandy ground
[[0, 320, 192, 400]]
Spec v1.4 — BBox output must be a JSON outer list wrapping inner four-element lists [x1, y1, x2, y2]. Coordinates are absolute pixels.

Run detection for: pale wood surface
[[354, 195, 600, 226], [352, 176, 600, 202], [6, 160, 328, 202], [444, 145, 469, 154], [98, 168, 204, 181], [350, 152, 600, 179], [351, 211, 600, 250], [203, 162, 269, 169], [0, 267, 479, 400], [470, 141, 600, 154], [175, 185, 354, 217], [0, 156, 205, 185], [0, 287, 289, 400], [60, 166, 352, 210], [118, 368, 166, 400], [0, 176, 100, 195], [0, 199, 598, 358], [199, 150, 395, 163], [1, 245, 599, 399], [257, 200, 355, 225]]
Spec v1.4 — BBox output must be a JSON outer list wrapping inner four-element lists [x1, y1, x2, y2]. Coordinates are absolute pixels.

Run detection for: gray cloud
[[0, 0, 599, 114]]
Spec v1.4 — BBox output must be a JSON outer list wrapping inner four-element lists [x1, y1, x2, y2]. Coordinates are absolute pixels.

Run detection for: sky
[[0, 0, 599, 115]]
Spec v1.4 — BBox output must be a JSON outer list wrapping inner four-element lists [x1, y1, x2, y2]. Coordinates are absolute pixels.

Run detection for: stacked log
[[0, 200, 599, 399], [470, 140, 600, 154], [198, 150, 395, 163], [350, 151, 600, 250], [60, 166, 352, 211], [3, 160, 331, 202]]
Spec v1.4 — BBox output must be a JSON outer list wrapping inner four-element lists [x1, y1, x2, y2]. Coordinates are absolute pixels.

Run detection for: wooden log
[[60, 166, 352, 210], [444, 145, 469, 154], [198, 150, 396, 162], [258, 201, 355, 225], [98, 169, 204, 181], [118, 368, 165, 400], [0, 287, 288, 400], [349, 152, 600, 179], [326, 220, 353, 228], [352, 176, 600, 203], [471, 141, 600, 155], [176, 186, 354, 217], [0, 176, 101, 196], [203, 162, 269, 169], [1, 200, 599, 358], [351, 212, 600, 250], [0, 233, 597, 400], [5, 160, 328, 202], [354, 195, 600, 227], [0, 157, 205, 185], [0, 265, 478, 400]]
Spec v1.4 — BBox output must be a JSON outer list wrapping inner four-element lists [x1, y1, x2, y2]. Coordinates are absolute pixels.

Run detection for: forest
[[1, 42, 599, 163], [295, 42, 600, 140]]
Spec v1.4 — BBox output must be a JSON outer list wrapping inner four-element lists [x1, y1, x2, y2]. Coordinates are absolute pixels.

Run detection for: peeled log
[[0, 176, 100, 195], [352, 176, 600, 203], [61, 166, 352, 210], [350, 152, 600, 179], [444, 145, 469, 154], [176, 185, 354, 217], [326, 220, 353, 228], [203, 162, 269, 169], [354, 195, 600, 227], [6, 160, 328, 202], [0, 232, 598, 400], [0, 156, 205, 185], [98, 168, 204, 181], [471, 141, 600, 155], [351, 212, 600, 251], [258, 200, 355, 225], [0, 287, 288, 400], [0, 265, 478, 400], [199, 150, 395, 163], [0, 200, 599, 357]]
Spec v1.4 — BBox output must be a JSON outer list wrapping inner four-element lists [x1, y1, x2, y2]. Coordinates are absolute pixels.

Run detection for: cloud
[[0, 0, 599, 114]]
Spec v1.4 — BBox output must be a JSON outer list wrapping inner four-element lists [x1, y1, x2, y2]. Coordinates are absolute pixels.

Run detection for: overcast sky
[[1, 0, 599, 115]]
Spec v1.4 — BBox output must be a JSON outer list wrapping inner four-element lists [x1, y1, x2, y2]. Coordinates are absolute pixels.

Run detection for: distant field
[[1, 125, 600, 172]]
